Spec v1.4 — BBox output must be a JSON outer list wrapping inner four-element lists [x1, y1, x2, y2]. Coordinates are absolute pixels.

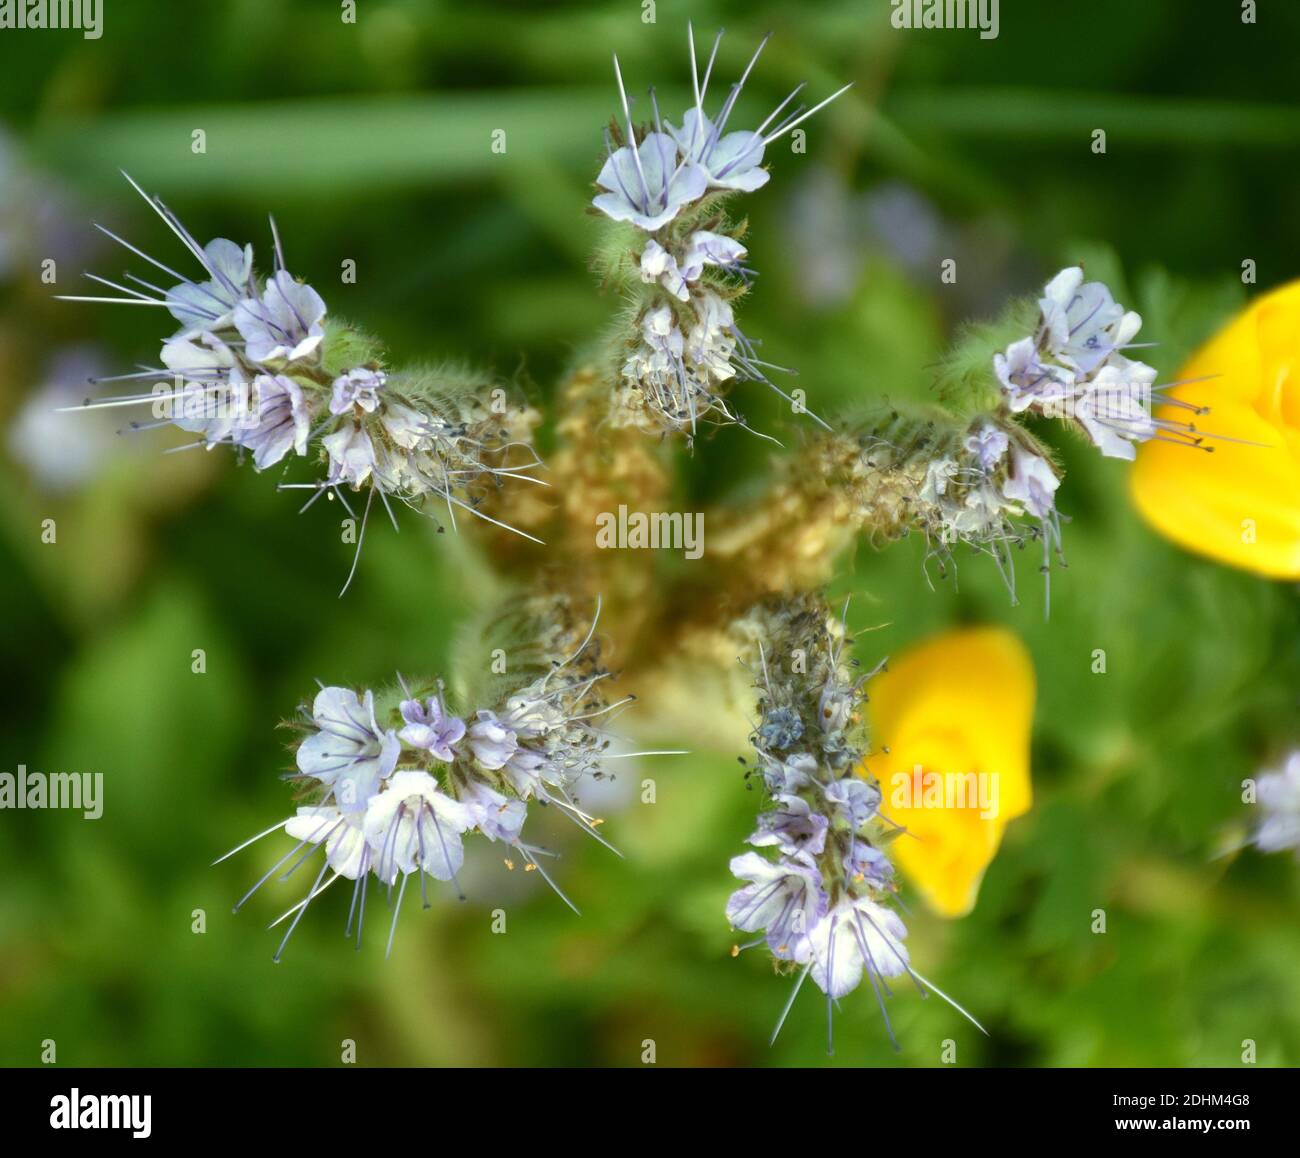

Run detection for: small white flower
[[679, 230, 747, 280], [468, 711, 519, 770], [459, 780, 527, 845], [167, 237, 254, 335], [685, 290, 737, 382], [920, 456, 960, 505], [363, 770, 473, 884], [593, 132, 708, 232], [296, 686, 400, 812], [322, 421, 377, 487], [808, 895, 910, 998], [1077, 358, 1158, 460], [1001, 446, 1060, 520], [964, 422, 1009, 472], [1039, 266, 1142, 376], [238, 374, 312, 470], [234, 269, 326, 365], [330, 367, 385, 415], [669, 109, 768, 192], [639, 239, 689, 301], [284, 804, 370, 879]]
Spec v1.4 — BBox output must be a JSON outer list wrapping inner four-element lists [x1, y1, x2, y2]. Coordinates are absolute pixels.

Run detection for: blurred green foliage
[[1, 0, 1298, 1067]]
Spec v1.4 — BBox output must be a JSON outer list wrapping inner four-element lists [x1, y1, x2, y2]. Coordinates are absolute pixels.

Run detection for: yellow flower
[[861, 626, 1034, 918], [1130, 280, 1300, 578]]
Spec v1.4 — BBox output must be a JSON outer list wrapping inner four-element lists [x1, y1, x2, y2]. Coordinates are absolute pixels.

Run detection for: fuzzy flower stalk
[[57, 174, 544, 592], [217, 595, 676, 960], [706, 266, 1215, 611], [588, 25, 850, 441], [725, 595, 985, 1051]]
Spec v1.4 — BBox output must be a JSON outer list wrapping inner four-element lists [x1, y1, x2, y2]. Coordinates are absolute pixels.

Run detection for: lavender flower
[[727, 596, 984, 1050], [398, 694, 465, 762], [233, 269, 326, 366], [993, 266, 1213, 462], [58, 175, 547, 594], [295, 686, 401, 812], [594, 129, 707, 232], [726, 851, 826, 960], [591, 28, 848, 441], [217, 598, 680, 960]]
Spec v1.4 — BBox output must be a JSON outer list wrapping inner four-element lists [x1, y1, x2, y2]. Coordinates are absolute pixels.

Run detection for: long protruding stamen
[[612, 54, 651, 210], [212, 818, 289, 865], [763, 83, 853, 146], [384, 871, 410, 959], [273, 856, 333, 963], [770, 960, 813, 1045]]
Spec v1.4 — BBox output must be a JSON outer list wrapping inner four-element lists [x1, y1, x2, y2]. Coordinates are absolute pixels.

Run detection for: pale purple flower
[[167, 237, 254, 334], [284, 804, 370, 879], [234, 269, 326, 365], [846, 839, 894, 887], [808, 895, 910, 998], [238, 374, 311, 469], [322, 422, 378, 487], [670, 110, 768, 192], [362, 770, 473, 884], [593, 131, 707, 232], [639, 239, 689, 301], [459, 780, 527, 845], [1001, 446, 1060, 520], [296, 686, 401, 813], [330, 367, 386, 415], [749, 795, 829, 857], [1077, 358, 1158, 460], [667, 28, 851, 193], [726, 851, 827, 960], [823, 776, 880, 829], [994, 336, 1072, 414], [964, 421, 1009, 472], [468, 711, 519, 770], [1039, 266, 1143, 376], [679, 230, 747, 280], [398, 695, 465, 762], [761, 751, 818, 794]]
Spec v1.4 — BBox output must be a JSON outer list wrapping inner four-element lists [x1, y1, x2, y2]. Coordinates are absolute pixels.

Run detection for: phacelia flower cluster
[[799, 409, 1065, 608], [219, 598, 654, 960], [59, 175, 544, 590], [911, 418, 1064, 605], [994, 266, 1204, 461], [592, 27, 849, 440], [727, 596, 983, 1050]]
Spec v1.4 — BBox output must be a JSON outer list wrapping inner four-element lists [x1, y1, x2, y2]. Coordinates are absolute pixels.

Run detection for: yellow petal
[[861, 626, 1034, 918], [1130, 280, 1300, 578]]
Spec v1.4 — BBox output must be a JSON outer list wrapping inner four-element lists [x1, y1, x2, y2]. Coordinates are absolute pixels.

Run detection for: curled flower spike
[[57, 173, 547, 594], [589, 27, 849, 442], [726, 596, 985, 1052], [214, 596, 684, 960]]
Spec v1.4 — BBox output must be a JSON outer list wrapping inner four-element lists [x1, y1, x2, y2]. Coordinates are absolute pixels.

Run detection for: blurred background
[[2, 0, 1299, 1067]]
